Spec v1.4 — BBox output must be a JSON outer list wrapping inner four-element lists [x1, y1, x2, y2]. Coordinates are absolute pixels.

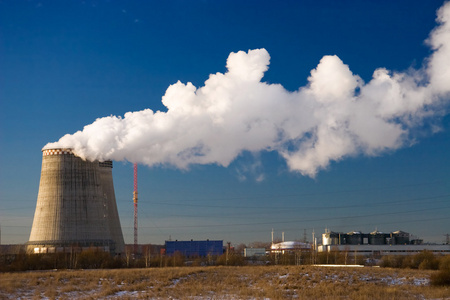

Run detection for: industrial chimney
[[27, 149, 125, 254]]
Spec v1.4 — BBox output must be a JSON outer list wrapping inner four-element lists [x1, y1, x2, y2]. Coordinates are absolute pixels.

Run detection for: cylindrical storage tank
[[391, 231, 410, 245], [394, 235, 410, 245], [346, 232, 363, 245], [369, 231, 386, 245], [27, 149, 124, 254], [322, 232, 340, 245]]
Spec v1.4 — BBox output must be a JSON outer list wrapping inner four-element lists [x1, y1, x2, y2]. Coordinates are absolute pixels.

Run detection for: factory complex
[[2, 148, 447, 261], [317, 229, 450, 256]]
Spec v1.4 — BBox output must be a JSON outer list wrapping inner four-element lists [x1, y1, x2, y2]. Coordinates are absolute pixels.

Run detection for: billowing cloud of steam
[[45, 2, 450, 177]]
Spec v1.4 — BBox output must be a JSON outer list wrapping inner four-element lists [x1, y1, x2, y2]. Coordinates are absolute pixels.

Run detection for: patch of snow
[[412, 278, 430, 286]]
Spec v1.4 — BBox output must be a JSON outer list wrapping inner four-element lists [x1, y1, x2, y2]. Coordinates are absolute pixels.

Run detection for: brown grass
[[0, 266, 449, 299]]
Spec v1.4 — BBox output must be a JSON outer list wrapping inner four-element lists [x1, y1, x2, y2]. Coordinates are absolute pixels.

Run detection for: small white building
[[271, 241, 311, 254], [244, 248, 266, 257]]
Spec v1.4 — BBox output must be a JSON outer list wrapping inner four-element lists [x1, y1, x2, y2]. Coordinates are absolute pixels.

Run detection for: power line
[[134, 205, 450, 230], [136, 194, 450, 211]]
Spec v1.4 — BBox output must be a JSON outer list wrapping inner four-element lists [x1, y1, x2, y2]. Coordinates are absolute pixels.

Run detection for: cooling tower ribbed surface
[[28, 149, 125, 254]]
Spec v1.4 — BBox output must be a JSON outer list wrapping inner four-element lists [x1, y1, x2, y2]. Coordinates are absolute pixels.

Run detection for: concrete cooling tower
[[27, 148, 125, 254]]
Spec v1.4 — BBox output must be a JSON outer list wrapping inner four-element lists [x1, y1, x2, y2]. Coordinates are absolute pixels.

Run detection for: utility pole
[[312, 229, 316, 265], [226, 242, 231, 265]]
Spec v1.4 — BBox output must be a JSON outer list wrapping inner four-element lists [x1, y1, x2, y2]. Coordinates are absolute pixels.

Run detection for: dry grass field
[[1, 265, 449, 299]]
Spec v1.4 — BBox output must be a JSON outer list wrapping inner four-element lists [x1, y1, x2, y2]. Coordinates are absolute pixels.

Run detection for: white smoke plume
[[45, 2, 450, 178]]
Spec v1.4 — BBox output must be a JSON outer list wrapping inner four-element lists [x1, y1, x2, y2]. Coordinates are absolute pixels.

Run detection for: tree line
[[1, 247, 449, 286]]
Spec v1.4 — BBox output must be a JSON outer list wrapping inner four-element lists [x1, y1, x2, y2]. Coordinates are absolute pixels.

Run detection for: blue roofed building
[[165, 240, 223, 257]]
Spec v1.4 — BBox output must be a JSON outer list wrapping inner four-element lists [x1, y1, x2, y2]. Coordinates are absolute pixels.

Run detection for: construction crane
[[133, 163, 138, 255]]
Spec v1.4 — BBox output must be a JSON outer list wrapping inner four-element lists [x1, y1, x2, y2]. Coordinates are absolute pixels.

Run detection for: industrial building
[[165, 240, 223, 257], [244, 248, 266, 257], [27, 149, 125, 254], [322, 229, 413, 246], [270, 241, 311, 254], [318, 229, 450, 256]]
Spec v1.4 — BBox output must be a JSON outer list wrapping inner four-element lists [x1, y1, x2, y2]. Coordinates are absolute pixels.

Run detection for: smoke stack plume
[[45, 3, 450, 177]]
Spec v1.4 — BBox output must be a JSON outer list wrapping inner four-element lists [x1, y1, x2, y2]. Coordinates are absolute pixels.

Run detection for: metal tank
[[391, 230, 410, 245], [27, 149, 124, 254], [369, 230, 387, 245], [346, 231, 363, 245]]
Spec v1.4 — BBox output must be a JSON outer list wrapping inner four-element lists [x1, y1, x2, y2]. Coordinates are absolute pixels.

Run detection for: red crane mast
[[133, 163, 138, 255]]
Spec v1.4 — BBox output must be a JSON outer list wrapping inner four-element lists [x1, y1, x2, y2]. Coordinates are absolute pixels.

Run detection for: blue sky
[[1, 0, 449, 246]]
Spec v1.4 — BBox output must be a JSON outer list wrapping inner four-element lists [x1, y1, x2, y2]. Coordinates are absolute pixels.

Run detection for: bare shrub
[[216, 252, 245, 266], [412, 251, 439, 270], [430, 257, 450, 286], [430, 269, 450, 286], [380, 255, 405, 268], [439, 255, 450, 271], [381, 252, 442, 270]]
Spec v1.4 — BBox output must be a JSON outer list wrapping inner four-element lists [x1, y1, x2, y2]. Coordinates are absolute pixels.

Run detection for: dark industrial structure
[[319, 229, 450, 256], [322, 229, 416, 246]]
